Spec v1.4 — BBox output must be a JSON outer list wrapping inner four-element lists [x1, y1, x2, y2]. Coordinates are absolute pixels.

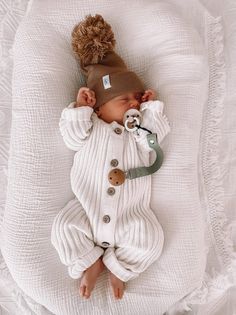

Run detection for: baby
[[51, 14, 170, 300], [76, 87, 156, 124]]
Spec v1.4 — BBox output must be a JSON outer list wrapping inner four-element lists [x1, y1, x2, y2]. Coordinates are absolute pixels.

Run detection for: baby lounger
[[2, 1, 209, 314]]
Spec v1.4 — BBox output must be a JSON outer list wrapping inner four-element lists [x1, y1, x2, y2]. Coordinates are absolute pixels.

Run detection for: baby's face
[[95, 91, 143, 125]]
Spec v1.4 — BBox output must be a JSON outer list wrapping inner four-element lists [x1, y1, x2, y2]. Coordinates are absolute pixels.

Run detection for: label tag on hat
[[102, 75, 111, 89]]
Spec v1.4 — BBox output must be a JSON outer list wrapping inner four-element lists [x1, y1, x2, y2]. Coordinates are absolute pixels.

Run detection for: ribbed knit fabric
[[51, 100, 170, 282]]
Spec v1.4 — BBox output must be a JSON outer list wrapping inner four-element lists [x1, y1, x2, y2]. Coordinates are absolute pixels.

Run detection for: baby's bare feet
[[79, 258, 105, 299], [109, 271, 125, 299]]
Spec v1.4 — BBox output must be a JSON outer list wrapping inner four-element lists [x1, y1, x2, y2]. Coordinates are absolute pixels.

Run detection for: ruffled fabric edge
[[180, 13, 236, 309]]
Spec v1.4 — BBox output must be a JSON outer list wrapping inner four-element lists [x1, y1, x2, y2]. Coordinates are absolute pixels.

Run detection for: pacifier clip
[[108, 109, 164, 186]]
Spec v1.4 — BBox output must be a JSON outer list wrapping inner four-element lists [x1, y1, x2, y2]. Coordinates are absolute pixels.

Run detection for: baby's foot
[[109, 271, 125, 299], [79, 258, 105, 299]]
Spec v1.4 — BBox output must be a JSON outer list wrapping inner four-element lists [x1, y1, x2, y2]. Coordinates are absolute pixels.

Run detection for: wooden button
[[110, 159, 118, 167], [108, 168, 125, 186], [107, 187, 115, 195], [103, 215, 110, 223], [114, 128, 122, 134], [102, 242, 110, 247]]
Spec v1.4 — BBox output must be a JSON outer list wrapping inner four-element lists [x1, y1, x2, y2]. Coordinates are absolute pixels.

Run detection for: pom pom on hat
[[71, 14, 145, 108], [72, 14, 116, 67]]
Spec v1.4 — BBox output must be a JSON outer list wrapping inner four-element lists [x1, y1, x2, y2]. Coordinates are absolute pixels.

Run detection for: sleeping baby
[[51, 14, 170, 300]]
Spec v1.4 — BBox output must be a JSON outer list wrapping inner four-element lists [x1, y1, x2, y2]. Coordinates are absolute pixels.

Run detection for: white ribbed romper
[[51, 100, 170, 282]]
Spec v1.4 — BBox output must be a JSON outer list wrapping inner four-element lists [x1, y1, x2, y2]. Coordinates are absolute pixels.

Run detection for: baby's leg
[[51, 197, 105, 297], [103, 209, 164, 298], [79, 257, 105, 299]]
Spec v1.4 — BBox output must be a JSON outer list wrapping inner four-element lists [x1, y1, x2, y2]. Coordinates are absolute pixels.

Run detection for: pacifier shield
[[123, 109, 142, 132]]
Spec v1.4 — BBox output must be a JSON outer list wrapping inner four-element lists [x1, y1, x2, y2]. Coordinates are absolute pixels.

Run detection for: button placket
[[96, 125, 124, 248]]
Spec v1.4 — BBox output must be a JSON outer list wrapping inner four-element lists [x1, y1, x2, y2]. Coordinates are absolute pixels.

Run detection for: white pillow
[[2, 1, 209, 314]]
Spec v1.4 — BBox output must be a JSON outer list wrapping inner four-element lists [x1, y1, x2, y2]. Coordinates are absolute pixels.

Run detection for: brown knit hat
[[71, 14, 145, 109]]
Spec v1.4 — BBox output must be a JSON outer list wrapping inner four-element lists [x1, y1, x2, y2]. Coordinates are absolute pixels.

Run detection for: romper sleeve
[[133, 100, 171, 152], [59, 102, 94, 152]]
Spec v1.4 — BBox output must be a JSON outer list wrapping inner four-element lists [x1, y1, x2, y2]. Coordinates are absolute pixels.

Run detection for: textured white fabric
[[0, 0, 30, 230], [51, 100, 170, 282], [1, 1, 209, 314]]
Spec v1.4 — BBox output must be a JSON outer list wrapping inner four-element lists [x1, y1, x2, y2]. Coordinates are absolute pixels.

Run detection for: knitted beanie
[[71, 14, 145, 109]]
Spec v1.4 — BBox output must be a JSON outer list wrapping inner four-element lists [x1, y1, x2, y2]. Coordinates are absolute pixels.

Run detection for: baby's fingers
[[88, 97, 96, 107], [87, 90, 95, 98]]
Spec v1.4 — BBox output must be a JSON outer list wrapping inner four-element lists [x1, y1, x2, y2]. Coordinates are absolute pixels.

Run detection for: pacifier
[[123, 109, 142, 132], [118, 108, 164, 182]]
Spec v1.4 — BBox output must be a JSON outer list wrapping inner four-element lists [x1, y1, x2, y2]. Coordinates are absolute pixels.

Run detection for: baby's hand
[[75, 87, 96, 108], [141, 89, 157, 102]]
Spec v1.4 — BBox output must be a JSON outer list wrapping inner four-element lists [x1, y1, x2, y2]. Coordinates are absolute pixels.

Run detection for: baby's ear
[[142, 89, 156, 101], [141, 91, 149, 102]]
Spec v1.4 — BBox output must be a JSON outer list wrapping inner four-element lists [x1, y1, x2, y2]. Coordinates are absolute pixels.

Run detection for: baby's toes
[[80, 285, 92, 299], [84, 286, 91, 299], [119, 287, 124, 299], [79, 285, 86, 298], [117, 285, 124, 299], [113, 285, 124, 300], [112, 286, 119, 299]]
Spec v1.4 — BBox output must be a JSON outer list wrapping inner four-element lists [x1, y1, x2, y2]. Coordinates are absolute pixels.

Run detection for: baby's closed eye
[[134, 93, 143, 102]]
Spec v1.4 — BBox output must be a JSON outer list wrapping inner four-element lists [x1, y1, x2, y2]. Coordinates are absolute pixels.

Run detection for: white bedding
[[1, 1, 209, 313], [0, 0, 235, 314]]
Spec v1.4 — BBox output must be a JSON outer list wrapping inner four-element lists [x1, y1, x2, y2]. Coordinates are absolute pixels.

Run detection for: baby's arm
[[134, 90, 171, 152], [59, 88, 96, 151]]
